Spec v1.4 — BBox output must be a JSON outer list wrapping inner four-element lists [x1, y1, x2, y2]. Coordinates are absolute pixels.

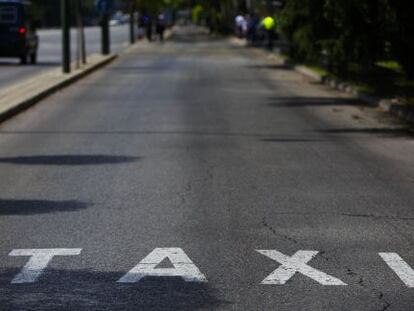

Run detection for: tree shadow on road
[[0, 61, 60, 67], [316, 127, 414, 138], [260, 138, 322, 143], [171, 33, 216, 43], [0, 155, 141, 166], [0, 268, 230, 311], [246, 64, 291, 70], [106, 65, 171, 71], [267, 97, 362, 108], [0, 199, 89, 216]]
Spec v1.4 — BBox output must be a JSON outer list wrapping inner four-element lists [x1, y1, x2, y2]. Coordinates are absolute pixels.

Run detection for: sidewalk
[[231, 37, 414, 125], [0, 54, 116, 123]]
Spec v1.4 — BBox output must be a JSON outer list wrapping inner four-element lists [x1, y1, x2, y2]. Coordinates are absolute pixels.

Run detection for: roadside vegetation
[[278, 0, 414, 102]]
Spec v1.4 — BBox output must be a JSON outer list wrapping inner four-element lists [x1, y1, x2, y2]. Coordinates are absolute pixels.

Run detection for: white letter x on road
[[257, 250, 347, 286]]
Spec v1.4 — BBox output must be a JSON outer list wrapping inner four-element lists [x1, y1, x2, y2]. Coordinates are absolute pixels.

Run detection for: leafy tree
[[279, 0, 328, 63], [322, 0, 391, 73], [31, 0, 96, 27], [279, 0, 414, 79], [389, 0, 414, 79]]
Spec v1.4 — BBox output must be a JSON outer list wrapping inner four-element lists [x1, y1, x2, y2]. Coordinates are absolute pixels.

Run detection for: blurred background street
[[0, 25, 129, 87]]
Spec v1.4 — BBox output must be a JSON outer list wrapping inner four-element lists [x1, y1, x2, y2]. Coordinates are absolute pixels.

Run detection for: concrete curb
[[261, 49, 384, 108], [318, 76, 378, 106], [378, 100, 414, 123], [0, 53, 117, 123], [292, 60, 413, 124], [231, 37, 414, 125], [295, 66, 324, 83]]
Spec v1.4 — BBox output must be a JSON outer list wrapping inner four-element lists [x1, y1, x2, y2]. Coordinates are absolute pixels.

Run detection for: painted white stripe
[[9, 248, 82, 284], [118, 248, 207, 283], [379, 252, 414, 288], [257, 250, 347, 286]]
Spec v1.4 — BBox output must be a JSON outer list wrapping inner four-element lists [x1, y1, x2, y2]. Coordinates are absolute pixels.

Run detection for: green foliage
[[31, 0, 98, 27], [134, 0, 184, 14], [388, 0, 414, 79], [376, 61, 402, 72], [192, 4, 203, 24], [280, 0, 328, 62], [280, 0, 414, 79]]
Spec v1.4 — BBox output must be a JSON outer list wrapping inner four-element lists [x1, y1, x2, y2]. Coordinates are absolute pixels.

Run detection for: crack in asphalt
[[262, 217, 392, 310], [200, 158, 215, 182], [345, 266, 391, 311], [339, 213, 414, 221], [262, 217, 299, 244], [262, 211, 414, 221], [175, 159, 215, 207], [177, 183, 192, 206]]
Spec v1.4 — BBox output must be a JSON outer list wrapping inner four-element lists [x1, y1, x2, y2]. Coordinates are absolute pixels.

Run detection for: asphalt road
[[0, 27, 414, 310], [0, 25, 130, 88]]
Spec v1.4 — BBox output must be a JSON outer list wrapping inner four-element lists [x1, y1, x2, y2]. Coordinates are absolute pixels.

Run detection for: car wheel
[[30, 52, 37, 65]]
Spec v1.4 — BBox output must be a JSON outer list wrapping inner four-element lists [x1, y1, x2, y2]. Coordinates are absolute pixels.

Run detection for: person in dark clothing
[[206, 14, 213, 34], [137, 14, 146, 40], [262, 16, 276, 50], [247, 13, 260, 46], [144, 14, 152, 41], [156, 13, 166, 42]]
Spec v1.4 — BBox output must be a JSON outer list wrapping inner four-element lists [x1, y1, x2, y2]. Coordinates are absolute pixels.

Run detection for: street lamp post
[[101, 13, 110, 55], [76, 0, 87, 65], [129, 1, 135, 44], [61, 0, 71, 73], [96, 0, 111, 55]]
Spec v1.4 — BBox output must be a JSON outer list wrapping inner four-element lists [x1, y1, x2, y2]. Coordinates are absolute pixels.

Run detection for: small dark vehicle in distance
[[0, 0, 38, 64]]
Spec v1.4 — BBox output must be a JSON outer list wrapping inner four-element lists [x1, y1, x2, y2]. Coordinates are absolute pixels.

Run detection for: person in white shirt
[[235, 14, 246, 38]]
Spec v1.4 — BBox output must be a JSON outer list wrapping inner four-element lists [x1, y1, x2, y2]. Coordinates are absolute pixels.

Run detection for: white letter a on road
[[117, 248, 207, 283]]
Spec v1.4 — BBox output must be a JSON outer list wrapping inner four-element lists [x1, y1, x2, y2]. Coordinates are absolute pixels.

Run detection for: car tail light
[[18, 27, 26, 35]]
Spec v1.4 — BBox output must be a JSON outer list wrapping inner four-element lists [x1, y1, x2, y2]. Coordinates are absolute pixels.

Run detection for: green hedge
[[279, 0, 414, 79]]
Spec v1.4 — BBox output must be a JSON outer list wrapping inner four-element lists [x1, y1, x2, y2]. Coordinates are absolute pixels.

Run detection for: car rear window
[[0, 5, 19, 25]]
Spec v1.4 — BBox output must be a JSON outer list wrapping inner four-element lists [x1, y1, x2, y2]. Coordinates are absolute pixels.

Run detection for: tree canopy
[[30, 0, 414, 79], [279, 0, 414, 79]]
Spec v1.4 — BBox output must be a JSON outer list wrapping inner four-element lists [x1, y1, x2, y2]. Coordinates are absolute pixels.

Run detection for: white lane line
[[379, 252, 414, 288], [257, 250, 347, 286], [9, 248, 82, 284], [117, 248, 207, 283]]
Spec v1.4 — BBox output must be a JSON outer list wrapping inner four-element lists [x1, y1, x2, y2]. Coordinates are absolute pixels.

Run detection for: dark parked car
[[0, 0, 38, 64]]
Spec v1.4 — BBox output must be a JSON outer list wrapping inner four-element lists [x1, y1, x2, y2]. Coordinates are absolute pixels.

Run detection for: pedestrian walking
[[137, 13, 146, 40], [247, 12, 260, 46], [144, 13, 152, 41], [262, 15, 276, 50], [156, 13, 166, 42], [241, 16, 248, 38], [235, 14, 246, 38]]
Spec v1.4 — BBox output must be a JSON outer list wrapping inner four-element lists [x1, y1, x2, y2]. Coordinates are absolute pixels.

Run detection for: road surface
[[0, 27, 413, 310], [0, 25, 130, 88]]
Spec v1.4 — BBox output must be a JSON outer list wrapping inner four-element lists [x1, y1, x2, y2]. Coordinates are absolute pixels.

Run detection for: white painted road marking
[[117, 248, 207, 283], [257, 250, 347, 286], [379, 252, 414, 288], [9, 248, 82, 284], [6, 248, 414, 287]]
